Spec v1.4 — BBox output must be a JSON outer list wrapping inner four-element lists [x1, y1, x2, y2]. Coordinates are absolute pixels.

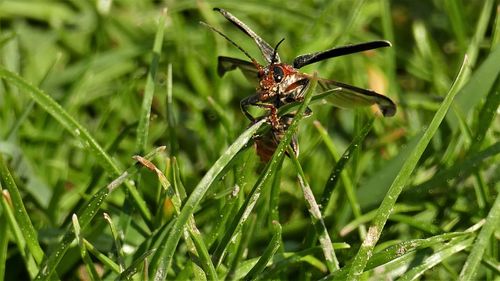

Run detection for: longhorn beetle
[[202, 8, 396, 161]]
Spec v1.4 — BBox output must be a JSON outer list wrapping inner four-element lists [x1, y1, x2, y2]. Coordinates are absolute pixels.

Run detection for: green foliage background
[[0, 0, 498, 280]]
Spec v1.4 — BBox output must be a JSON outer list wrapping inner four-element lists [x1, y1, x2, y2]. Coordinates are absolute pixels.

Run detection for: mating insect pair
[[202, 8, 396, 161]]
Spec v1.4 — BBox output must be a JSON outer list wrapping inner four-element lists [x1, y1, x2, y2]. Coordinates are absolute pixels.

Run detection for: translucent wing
[[317, 78, 396, 117], [217, 56, 259, 83]]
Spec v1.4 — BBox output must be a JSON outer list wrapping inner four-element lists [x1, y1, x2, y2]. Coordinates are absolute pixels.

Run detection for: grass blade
[[135, 8, 168, 154], [243, 221, 282, 280], [34, 148, 164, 280], [290, 151, 339, 272], [155, 119, 265, 277], [211, 74, 318, 268], [458, 189, 500, 280], [346, 55, 470, 280], [0, 154, 44, 264], [0, 66, 152, 222]]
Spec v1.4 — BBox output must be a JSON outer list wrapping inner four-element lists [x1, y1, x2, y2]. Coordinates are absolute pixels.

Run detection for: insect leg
[[240, 94, 260, 122], [241, 95, 281, 128]]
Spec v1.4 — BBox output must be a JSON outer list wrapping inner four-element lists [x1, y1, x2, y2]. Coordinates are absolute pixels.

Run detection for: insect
[[202, 8, 396, 161]]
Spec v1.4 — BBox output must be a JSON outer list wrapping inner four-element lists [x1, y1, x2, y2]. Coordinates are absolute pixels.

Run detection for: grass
[[0, 0, 499, 280]]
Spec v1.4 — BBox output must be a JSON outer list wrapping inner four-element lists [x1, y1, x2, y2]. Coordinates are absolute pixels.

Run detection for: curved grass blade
[[0, 154, 44, 264], [34, 147, 164, 280], [211, 74, 319, 268], [1, 190, 38, 278], [0, 66, 152, 223], [243, 222, 282, 280], [135, 155, 216, 279], [322, 232, 472, 280], [346, 55, 470, 280], [155, 119, 265, 278], [399, 237, 474, 281]]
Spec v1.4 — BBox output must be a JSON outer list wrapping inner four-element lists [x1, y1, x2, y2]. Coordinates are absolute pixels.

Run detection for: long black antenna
[[200, 21, 260, 66], [271, 38, 285, 64]]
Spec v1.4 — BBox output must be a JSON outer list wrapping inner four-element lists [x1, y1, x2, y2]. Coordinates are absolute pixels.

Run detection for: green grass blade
[[103, 213, 126, 272], [458, 188, 500, 280], [346, 55, 470, 280], [155, 119, 265, 277], [399, 237, 474, 281], [319, 118, 374, 219], [135, 8, 167, 154], [243, 221, 282, 280], [290, 151, 339, 272], [72, 214, 101, 281], [1, 190, 38, 278], [83, 239, 121, 274], [323, 232, 472, 280], [0, 209, 6, 281], [469, 74, 500, 153], [408, 142, 500, 195], [211, 74, 318, 268], [34, 148, 164, 280], [0, 154, 44, 264], [0, 66, 152, 222], [165, 64, 179, 156]]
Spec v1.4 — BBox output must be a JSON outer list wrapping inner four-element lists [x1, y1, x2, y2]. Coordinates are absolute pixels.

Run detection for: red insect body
[[203, 8, 396, 162]]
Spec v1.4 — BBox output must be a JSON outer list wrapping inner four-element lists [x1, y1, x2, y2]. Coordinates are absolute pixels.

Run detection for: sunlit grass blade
[[346, 55, 470, 280]]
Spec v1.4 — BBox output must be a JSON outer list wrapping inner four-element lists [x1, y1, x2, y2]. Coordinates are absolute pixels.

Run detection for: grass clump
[[0, 0, 498, 280]]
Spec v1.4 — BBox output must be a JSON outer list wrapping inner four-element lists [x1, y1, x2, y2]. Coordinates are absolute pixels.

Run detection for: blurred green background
[[0, 0, 498, 280]]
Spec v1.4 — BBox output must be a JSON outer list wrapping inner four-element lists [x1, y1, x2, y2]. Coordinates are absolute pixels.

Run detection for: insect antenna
[[271, 38, 285, 64], [200, 21, 260, 67]]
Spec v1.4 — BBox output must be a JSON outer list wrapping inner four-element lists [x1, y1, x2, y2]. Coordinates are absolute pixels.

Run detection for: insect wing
[[293, 40, 391, 69], [215, 8, 279, 64], [317, 78, 396, 117], [217, 56, 259, 83]]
